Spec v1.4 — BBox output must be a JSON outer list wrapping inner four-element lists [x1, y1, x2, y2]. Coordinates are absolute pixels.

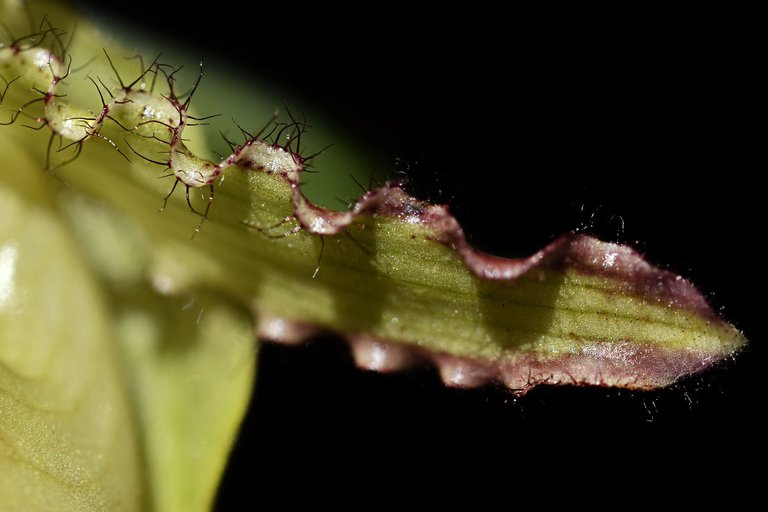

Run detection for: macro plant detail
[[0, 1, 747, 510]]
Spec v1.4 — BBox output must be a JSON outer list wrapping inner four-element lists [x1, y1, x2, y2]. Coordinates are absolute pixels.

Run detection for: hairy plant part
[[0, 16, 745, 391], [0, 1, 747, 510]]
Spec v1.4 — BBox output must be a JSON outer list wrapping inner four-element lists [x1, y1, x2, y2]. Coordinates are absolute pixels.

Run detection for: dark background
[[78, 1, 764, 497]]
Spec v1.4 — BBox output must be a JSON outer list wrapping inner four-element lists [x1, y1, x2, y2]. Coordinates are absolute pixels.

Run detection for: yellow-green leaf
[[0, 132, 142, 511]]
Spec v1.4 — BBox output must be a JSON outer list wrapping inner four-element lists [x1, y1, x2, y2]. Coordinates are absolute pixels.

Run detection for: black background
[[77, 1, 764, 498]]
